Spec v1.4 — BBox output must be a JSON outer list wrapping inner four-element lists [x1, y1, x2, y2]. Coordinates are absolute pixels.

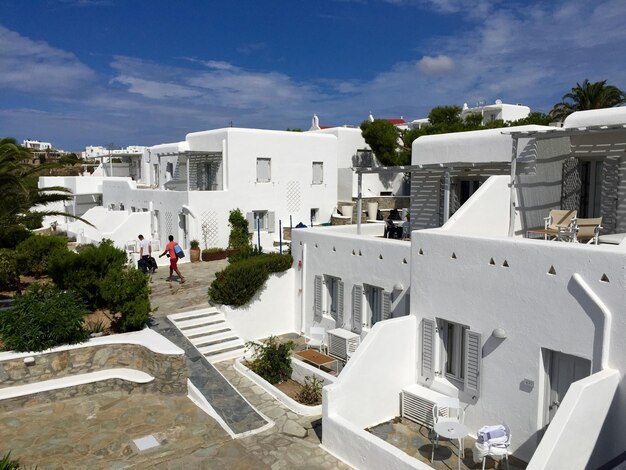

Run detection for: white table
[[434, 421, 470, 470]]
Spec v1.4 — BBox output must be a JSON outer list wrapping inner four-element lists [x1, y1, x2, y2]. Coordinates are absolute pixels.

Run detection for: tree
[[0, 137, 90, 248], [427, 105, 464, 131], [550, 79, 626, 121], [360, 119, 405, 166]]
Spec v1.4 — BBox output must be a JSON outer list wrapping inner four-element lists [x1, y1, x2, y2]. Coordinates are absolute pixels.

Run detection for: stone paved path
[[149, 315, 268, 435]]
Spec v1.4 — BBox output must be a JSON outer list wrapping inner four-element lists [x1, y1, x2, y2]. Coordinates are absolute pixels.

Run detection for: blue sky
[[1, 0, 625, 150]]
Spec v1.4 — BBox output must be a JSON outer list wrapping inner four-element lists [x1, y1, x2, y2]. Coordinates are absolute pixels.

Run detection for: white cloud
[[0, 25, 95, 97], [416, 55, 456, 75]]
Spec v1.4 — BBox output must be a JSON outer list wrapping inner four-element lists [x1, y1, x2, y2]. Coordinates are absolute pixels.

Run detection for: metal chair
[[430, 396, 464, 462], [574, 217, 603, 244], [477, 424, 511, 470]]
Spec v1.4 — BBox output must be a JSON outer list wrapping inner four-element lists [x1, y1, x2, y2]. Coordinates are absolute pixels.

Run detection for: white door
[[543, 350, 591, 425]]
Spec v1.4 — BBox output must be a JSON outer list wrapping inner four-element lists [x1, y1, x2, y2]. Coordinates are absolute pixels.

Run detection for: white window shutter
[[312, 162, 323, 184], [314, 275, 323, 322], [337, 280, 344, 327], [382, 291, 391, 320], [352, 285, 363, 334], [267, 211, 275, 233], [420, 318, 436, 384], [464, 330, 482, 398], [246, 212, 255, 233]]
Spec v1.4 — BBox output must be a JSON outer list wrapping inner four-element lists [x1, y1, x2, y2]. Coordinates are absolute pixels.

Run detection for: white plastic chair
[[475, 424, 511, 470], [430, 396, 464, 462], [306, 327, 326, 353]]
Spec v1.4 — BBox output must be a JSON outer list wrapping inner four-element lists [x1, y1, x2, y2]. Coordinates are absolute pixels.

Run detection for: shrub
[[101, 267, 151, 332], [190, 239, 200, 249], [16, 235, 67, 276], [246, 336, 295, 384], [296, 376, 323, 405], [48, 239, 127, 309], [228, 209, 251, 251], [0, 250, 19, 291], [0, 452, 21, 470], [227, 245, 262, 264], [0, 225, 32, 249], [208, 253, 293, 307], [0, 283, 88, 352]]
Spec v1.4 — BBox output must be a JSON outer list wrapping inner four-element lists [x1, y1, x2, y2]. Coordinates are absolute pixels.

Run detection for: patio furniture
[[430, 396, 465, 467], [294, 349, 338, 374], [306, 326, 326, 353], [526, 209, 577, 241], [473, 424, 511, 470], [574, 217, 603, 244], [598, 232, 626, 245]]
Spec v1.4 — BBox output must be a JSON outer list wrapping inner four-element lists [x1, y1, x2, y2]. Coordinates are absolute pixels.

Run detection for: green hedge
[[48, 239, 127, 309], [0, 250, 19, 291], [208, 253, 293, 307], [101, 267, 152, 332], [16, 235, 68, 276], [0, 283, 88, 352]]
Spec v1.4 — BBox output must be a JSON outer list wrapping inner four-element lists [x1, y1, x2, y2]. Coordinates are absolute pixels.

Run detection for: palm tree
[[550, 79, 626, 121], [0, 138, 91, 246]]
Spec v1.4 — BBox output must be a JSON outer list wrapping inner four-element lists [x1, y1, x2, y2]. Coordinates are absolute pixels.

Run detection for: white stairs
[[168, 307, 246, 363]]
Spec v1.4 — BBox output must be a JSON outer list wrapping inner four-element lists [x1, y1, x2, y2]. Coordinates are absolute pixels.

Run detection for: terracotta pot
[[190, 247, 201, 263]]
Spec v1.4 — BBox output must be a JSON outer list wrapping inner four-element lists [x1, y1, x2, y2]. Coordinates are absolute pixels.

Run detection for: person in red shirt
[[159, 235, 186, 283]]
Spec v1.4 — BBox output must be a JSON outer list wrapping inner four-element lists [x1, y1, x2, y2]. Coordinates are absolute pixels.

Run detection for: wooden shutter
[[256, 158, 271, 182], [464, 330, 482, 398], [420, 318, 436, 384], [313, 275, 322, 322], [352, 285, 363, 334], [313, 162, 323, 184], [267, 212, 275, 233], [246, 212, 255, 233], [337, 280, 344, 327], [382, 291, 391, 321]]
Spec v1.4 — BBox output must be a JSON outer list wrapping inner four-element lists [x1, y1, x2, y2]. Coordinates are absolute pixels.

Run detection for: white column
[[442, 169, 451, 224], [356, 172, 363, 234]]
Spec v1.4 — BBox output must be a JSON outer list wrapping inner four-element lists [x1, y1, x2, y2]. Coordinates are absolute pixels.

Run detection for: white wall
[[528, 369, 620, 470], [292, 225, 411, 336], [411, 229, 626, 463], [221, 269, 297, 341], [441, 175, 513, 236], [322, 315, 428, 470]]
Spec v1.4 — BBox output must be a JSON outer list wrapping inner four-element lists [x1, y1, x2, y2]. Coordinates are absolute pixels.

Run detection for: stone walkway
[[149, 315, 268, 435]]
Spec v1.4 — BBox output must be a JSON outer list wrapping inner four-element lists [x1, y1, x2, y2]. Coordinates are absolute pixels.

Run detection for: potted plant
[[190, 240, 201, 262]]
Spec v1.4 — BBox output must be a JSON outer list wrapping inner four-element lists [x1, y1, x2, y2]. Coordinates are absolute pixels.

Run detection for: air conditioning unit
[[327, 328, 360, 362], [401, 384, 448, 428]]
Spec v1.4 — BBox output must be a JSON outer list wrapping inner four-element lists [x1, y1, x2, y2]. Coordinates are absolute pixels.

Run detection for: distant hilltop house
[[460, 99, 531, 124], [22, 139, 53, 151]]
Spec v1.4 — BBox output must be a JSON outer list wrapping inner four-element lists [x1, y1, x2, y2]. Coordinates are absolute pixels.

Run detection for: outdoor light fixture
[[393, 283, 404, 292], [492, 328, 507, 339]]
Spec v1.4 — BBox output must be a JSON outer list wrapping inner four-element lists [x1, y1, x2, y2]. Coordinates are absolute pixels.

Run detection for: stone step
[[186, 324, 231, 338], [198, 338, 245, 356], [176, 314, 226, 329], [204, 345, 247, 363], [189, 330, 236, 346], [168, 307, 219, 321]]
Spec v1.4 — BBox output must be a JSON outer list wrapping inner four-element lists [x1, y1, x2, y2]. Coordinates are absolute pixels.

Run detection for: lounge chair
[[574, 217, 603, 244], [527, 209, 577, 241]]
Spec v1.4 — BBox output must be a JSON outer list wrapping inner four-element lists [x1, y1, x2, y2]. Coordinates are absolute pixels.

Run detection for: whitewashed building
[[461, 99, 530, 125], [289, 107, 626, 469]]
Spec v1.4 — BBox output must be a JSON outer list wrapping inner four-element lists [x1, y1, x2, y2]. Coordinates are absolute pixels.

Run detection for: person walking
[[137, 234, 152, 273], [159, 235, 186, 283]]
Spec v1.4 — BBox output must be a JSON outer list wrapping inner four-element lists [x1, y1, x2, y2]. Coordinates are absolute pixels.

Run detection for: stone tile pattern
[[150, 316, 268, 435], [0, 344, 187, 411]]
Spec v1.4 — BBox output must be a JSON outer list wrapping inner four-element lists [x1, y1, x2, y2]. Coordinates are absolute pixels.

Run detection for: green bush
[[246, 336, 295, 384], [296, 376, 323, 405], [0, 452, 21, 470], [100, 267, 152, 332], [228, 209, 251, 251], [0, 283, 88, 352], [16, 235, 68, 276], [227, 245, 262, 264], [208, 253, 293, 307], [0, 250, 19, 291], [0, 225, 32, 249], [48, 239, 127, 309]]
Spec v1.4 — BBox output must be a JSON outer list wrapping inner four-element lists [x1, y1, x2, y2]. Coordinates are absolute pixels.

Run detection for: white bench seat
[[0, 368, 154, 401]]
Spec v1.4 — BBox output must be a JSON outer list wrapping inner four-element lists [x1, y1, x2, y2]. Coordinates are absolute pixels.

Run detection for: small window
[[253, 210, 268, 231], [256, 158, 271, 183], [310, 208, 319, 224], [312, 161, 324, 184], [439, 319, 468, 381]]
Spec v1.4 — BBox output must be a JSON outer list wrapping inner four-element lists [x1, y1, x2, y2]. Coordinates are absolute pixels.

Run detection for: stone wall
[[0, 343, 187, 409]]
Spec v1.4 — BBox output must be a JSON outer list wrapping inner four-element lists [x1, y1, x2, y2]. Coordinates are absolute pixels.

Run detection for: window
[[364, 285, 384, 327], [253, 210, 268, 230], [579, 160, 602, 218], [439, 319, 468, 381], [325, 276, 341, 322], [256, 158, 271, 183], [310, 208, 319, 224], [312, 162, 324, 184]]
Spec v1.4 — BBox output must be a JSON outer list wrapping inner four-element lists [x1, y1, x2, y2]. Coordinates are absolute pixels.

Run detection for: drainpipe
[[356, 172, 363, 234], [572, 273, 611, 372], [508, 137, 519, 237]]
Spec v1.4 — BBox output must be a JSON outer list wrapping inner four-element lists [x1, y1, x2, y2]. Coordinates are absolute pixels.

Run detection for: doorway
[[324, 275, 341, 324], [542, 349, 591, 427], [579, 159, 603, 218]]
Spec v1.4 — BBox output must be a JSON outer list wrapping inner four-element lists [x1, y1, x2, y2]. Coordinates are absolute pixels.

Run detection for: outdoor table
[[434, 421, 470, 470], [295, 349, 338, 374], [526, 227, 575, 242]]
